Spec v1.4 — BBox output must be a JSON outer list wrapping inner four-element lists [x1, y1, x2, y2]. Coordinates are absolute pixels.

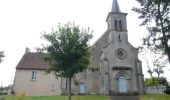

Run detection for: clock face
[[115, 48, 127, 59]]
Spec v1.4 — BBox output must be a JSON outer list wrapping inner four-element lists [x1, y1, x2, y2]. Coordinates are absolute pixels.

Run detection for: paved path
[[110, 96, 140, 100]]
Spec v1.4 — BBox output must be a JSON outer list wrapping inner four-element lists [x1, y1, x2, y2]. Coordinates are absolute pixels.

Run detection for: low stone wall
[[108, 90, 139, 96], [145, 85, 166, 94]]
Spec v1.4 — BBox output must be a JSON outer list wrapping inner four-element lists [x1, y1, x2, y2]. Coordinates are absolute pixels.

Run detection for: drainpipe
[[104, 74, 105, 95]]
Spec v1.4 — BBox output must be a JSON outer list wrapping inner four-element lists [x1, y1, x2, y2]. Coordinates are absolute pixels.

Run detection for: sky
[[0, 0, 170, 86]]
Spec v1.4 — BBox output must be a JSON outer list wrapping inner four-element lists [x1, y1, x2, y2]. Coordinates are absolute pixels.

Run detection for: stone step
[[110, 96, 140, 100]]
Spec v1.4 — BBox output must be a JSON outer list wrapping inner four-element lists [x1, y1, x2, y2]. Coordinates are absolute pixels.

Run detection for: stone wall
[[145, 85, 166, 94], [13, 69, 61, 96]]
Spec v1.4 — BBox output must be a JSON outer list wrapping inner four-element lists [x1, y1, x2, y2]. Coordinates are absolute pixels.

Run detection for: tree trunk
[[68, 77, 72, 100], [66, 77, 68, 95], [157, 72, 160, 79], [167, 51, 170, 64]]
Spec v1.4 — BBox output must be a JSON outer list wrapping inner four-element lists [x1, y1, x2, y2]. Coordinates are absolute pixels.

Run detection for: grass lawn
[[1, 94, 170, 100], [2, 95, 109, 100], [141, 94, 170, 100]]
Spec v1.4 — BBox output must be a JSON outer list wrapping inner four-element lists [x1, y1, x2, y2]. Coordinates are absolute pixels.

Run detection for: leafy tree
[[145, 77, 168, 86], [41, 23, 92, 100], [145, 77, 160, 86], [132, 0, 170, 63], [0, 51, 4, 63], [159, 77, 168, 86]]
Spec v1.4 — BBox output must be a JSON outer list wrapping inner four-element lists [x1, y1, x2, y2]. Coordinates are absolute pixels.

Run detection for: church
[[13, 0, 145, 96]]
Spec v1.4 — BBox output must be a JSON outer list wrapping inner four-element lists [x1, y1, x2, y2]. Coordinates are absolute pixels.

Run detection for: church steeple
[[106, 0, 127, 31], [111, 0, 121, 12], [106, 0, 128, 44]]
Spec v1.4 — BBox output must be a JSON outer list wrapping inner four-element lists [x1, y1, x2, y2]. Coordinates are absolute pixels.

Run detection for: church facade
[[81, 0, 145, 95], [13, 0, 145, 96]]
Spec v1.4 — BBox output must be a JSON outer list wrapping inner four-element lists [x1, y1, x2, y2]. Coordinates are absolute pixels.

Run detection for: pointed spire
[[111, 0, 121, 12]]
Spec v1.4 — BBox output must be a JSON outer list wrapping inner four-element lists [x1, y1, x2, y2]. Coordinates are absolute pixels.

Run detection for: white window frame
[[51, 83, 55, 91], [31, 71, 37, 80]]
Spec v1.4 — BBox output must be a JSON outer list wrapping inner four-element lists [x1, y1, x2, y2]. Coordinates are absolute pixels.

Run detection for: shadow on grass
[[141, 94, 170, 100]]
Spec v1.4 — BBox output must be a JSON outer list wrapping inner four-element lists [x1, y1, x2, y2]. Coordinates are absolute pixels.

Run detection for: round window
[[115, 48, 127, 59]]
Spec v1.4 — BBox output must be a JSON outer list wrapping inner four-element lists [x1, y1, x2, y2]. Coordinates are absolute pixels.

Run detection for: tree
[[41, 23, 92, 100], [145, 77, 168, 86], [145, 77, 160, 86], [139, 46, 167, 79], [0, 51, 4, 63], [132, 0, 170, 63]]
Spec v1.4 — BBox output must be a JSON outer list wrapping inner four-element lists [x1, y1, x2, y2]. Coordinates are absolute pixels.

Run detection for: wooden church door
[[79, 83, 85, 94], [118, 76, 127, 93]]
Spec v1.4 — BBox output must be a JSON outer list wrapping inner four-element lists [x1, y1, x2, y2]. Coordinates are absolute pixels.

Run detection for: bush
[[11, 90, 15, 95], [164, 86, 170, 94], [16, 93, 26, 100], [0, 92, 7, 96]]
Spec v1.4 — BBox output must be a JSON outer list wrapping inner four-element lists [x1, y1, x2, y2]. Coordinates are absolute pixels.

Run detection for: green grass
[[1, 94, 170, 100], [2, 95, 109, 100], [141, 94, 170, 100]]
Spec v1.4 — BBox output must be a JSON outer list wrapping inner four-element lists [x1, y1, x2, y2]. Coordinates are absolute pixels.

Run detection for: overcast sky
[[0, 0, 169, 86]]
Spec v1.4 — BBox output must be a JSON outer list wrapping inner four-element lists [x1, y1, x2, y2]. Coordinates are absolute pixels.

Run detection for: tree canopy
[[145, 77, 168, 86], [132, 0, 170, 63], [41, 23, 93, 100]]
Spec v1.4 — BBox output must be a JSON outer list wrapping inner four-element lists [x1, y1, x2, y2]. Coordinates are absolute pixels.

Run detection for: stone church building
[[13, 0, 145, 96]]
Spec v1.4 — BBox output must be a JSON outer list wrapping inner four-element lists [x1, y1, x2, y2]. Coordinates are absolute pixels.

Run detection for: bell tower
[[106, 0, 128, 44], [106, 0, 127, 31]]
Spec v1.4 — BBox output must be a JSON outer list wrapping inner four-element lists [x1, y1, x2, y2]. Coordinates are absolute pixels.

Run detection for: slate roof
[[16, 52, 49, 70], [112, 0, 121, 12]]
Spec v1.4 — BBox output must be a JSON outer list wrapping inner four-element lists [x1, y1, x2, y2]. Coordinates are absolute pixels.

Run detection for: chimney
[[25, 47, 31, 53]]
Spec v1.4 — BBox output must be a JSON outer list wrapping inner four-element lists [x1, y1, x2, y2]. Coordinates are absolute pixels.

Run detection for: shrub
[[164, 86, 170, 94], [11, 90, 15, 95], [16, 93, 26, 100]]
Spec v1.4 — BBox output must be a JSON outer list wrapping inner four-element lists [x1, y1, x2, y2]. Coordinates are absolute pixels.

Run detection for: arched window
[[119, 20, 122, 30], [118, 34, 121, 40], [115, 20, 118, 30]]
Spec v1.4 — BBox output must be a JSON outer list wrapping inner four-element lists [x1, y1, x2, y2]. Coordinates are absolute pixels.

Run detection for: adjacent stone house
[[13, 0, 145, 96], [13, 52, 61, 96]]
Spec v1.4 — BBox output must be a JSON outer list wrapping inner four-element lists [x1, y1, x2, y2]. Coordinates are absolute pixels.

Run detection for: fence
[[145, 85, 166, 94]]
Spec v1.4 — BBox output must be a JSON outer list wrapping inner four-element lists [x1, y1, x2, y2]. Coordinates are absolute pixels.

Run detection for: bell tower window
[[119, 20, 122, 30], [115, 20, 118, 30]]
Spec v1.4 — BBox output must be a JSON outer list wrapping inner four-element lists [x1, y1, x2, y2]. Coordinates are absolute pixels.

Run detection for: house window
[[51, 83, 55, 91], [31, 71, 37, 80]]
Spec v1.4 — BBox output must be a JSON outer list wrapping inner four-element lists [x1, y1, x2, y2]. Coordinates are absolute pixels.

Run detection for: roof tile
[[16, 52, 49, 70]]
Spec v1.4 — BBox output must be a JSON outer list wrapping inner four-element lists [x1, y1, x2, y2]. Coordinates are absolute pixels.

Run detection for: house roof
[[16, 52, 49, 70]]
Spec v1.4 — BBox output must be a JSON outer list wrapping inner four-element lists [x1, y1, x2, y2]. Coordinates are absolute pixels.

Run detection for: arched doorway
[[118, 76, 127, 93]]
